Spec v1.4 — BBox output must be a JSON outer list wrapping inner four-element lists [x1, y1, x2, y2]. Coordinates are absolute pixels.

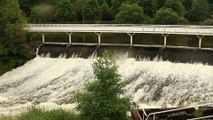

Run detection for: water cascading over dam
[[1, 24, 213, 115], [38, 44, 213, 64], [0, 46, 213, 115]]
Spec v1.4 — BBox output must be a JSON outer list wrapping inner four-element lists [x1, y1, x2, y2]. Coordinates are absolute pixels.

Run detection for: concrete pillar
[[196, 35, 204, 49], [127, 33, 135, 47], [66, 32, 72, 44], [162, 34, 169, 48], [36, 48, 39, 56], [95, 32, 102, 46], [41, 33, 45, 43], [153, 114, 156, 120]]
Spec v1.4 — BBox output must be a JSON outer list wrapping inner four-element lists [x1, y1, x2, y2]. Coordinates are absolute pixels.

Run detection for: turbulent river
[[0, 56, 213, 115]]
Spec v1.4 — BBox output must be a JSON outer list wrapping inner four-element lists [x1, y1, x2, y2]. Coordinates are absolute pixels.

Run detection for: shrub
[[17, 107, 78, 120], [75, 51, 131, 120], [0, 116, 15, 120], [202, 19, 213, 25]]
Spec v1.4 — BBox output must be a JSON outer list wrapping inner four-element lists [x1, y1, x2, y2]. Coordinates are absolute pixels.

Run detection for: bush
[[202, 19, 213, 25], [153, 8, 189, 24], [115, 3, 147, 24], [17, 108, 78, 120], [194, 109, 203, 118], [75, 51, 131, 120], [0, 116, 15, 120]]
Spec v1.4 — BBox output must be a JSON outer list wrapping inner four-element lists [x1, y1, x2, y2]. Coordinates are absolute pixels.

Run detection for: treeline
[[0, 0, 32, 75], [19, 0, 213, 25]]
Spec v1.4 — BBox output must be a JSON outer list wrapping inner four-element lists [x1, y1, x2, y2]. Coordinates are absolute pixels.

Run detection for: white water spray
[[0, 57, 213, 115]]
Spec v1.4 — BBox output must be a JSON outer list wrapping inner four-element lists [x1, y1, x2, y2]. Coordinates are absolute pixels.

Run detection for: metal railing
[[145, 103, 213, 120], [26, 24, 213, 51], [25, 24, 213, 36], [187, 115, 213, 120], [26, 24, 213, 28]]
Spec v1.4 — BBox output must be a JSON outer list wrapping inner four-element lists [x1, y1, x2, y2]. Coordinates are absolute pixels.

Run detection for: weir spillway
[[27, 24, 213, 49], [0, 57, 213, 115], [38, 44, 213, 65], [27, 24, 213, 64], [0, 24, 212, 115]]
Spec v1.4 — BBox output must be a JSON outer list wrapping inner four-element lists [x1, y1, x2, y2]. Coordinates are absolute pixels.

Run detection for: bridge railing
[[187, 115, 213, 120], [26, 24, 213, 28], [26, 24, 213, 36], [145, 103, 213, 120]]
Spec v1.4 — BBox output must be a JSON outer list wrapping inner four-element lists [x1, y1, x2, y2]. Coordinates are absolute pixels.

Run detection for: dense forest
[[0, 0, 32, 75], [19, 0, 213, 25]]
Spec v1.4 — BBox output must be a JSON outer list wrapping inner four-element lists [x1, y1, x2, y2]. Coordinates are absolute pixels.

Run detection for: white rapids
[[0, 56, 213, 115]]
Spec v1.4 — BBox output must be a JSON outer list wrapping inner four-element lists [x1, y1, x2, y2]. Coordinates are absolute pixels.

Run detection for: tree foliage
[[164, 0, 185, 16], [18, 0, 213, 24], [101, 0, 113, 21], [74, 0, 101, 22], [179, 0, 192, 11], [0, 0, 31, 75], [202, 19, 213, 25], [140, 0, 158, 17], [153, 8, 188, 24], [18, 0, 57, 16], [29, 4, 57, 23], [187, 0, 209, 22], [110, 0, 127, 16], [75, 52, 130, 120], [155, 0, 167, 9], [56, 0, 75, 22], [84, 0, 101, 22], [115, 3, 147, 24], [74, 0, 86, 21]]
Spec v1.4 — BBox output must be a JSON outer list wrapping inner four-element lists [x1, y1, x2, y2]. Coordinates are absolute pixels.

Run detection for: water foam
[[0, 57, 212, 115]]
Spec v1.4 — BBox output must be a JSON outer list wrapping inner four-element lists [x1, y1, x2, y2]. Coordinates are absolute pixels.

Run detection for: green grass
[[0, 116, 15, 120], [0, 108, 79, 120]]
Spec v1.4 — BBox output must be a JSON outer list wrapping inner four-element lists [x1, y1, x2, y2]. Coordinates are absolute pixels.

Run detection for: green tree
[[209, 4, 213, 14], [75, 52, 130, 120], [0, 0, 31, 75], [202, 19, 213, 25], [74, 0, 101, 22], [207, 0, 213, 4], [179, 0, 192, 11], [18, 0, 57, 16], [153, 8, 188, 24], [164, 0, 186, 16], [110, 0, 127, 17], [18, 0, 41, 16], [115, 3, 147, 24], [140, 0, 158, 17], [56, 0, 75, 22], [101, 0, 113, 21], [74, 0, 86, 22], [155, 0, 166, 9], [84, 0, 101, 22], [187, 0, 209, 22], [29, 4, 57, 23]]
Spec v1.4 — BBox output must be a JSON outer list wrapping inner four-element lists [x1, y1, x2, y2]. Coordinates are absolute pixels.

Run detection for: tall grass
[[0, 116, 15, 120], [0, 108, 78, 120]]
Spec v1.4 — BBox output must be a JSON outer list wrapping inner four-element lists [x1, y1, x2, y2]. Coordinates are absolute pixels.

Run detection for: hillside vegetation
[[19, 0, 213, 25]]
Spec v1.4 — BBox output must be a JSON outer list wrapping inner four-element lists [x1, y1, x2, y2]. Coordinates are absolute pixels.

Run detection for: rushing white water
[[0, 57, 213, 115]]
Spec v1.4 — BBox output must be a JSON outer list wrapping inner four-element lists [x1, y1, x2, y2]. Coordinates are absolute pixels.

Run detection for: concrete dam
[[0, 24, 212, 118]]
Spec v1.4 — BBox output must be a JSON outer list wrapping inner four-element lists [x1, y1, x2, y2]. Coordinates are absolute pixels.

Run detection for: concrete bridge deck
[[26, 24, 213, 36], [26, 24, 213, 50]]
